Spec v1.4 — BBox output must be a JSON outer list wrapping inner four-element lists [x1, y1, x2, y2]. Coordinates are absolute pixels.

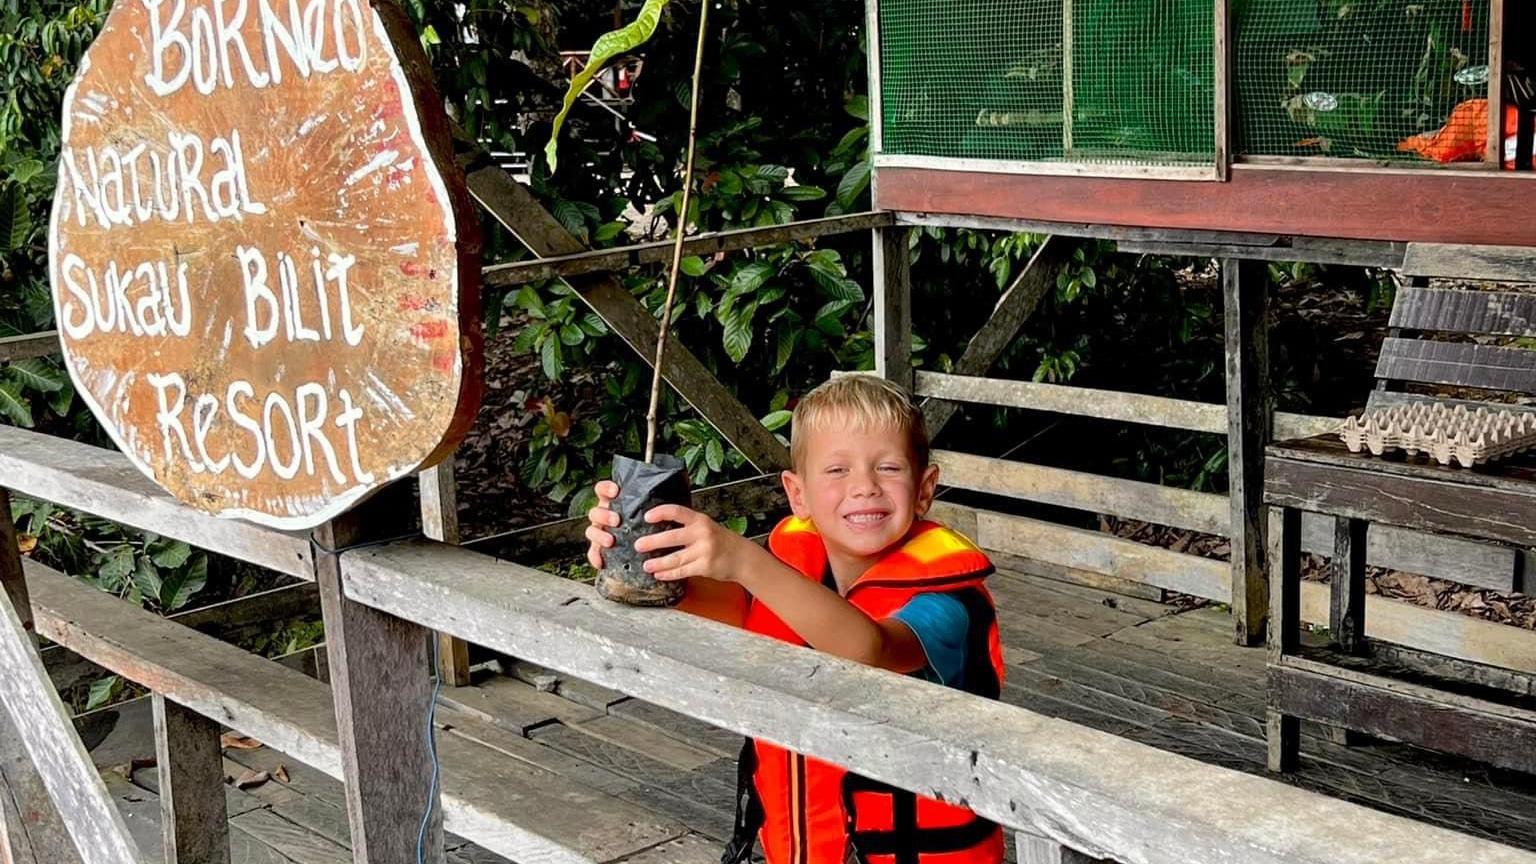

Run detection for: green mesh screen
[[877, 0, 1217, 166], [1234, 0, 1492, 163]]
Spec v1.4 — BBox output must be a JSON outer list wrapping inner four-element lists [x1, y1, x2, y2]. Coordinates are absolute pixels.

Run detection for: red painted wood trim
[[875, 164, 1536, 247]]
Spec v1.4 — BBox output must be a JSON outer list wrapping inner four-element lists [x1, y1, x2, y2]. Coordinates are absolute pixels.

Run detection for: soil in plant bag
[[598, 453, 691, 606]]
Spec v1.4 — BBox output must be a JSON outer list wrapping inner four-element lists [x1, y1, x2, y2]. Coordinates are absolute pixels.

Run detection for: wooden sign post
[[48, 0, 482, 530]]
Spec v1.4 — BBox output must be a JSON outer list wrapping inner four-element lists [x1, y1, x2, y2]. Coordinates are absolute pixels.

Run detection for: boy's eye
[[879, 464, 902, 473], [825, 466, 848, 476]]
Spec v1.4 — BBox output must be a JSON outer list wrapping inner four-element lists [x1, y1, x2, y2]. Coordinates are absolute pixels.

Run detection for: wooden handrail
[[337, 537, 1536, 864]]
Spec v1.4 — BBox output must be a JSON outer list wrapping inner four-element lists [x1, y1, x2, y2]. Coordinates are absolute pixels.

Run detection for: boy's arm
[[639, 506, 928, 674]]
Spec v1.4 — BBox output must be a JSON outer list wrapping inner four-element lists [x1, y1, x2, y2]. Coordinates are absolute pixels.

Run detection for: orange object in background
[[1397, 98, 1522, 167]]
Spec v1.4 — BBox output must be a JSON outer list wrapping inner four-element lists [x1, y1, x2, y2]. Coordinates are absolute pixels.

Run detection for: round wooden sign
[[49, 0, 482, 529]]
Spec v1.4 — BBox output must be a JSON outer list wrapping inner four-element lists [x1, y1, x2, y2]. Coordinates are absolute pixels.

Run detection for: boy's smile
[[782, 419, 940, 591]]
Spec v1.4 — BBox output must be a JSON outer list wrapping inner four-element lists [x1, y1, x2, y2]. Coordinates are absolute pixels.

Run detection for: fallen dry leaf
[[16, 534, 37, 554], [273, 765, 290, 784], [232, 769, 269, 790], [221, 733, 263, 751]]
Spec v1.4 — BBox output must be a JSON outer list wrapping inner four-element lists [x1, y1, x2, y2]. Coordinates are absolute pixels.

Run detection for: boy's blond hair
[[789, 374, 930, 470]]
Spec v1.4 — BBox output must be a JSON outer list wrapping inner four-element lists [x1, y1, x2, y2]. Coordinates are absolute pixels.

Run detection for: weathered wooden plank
[[1225, 258, 1271, 647], [922, 239, 1068, 437], [230, 809, 353, 864], [1297, 511, 1515, 592], [313, 509, 444, 864], [873, 226, 914, 391], [991, 550, 1168, 604], [0, 565, 140, 864], [437, 676, 600, 735], [935, 450, 1228, 536], [1017, 831, 1107, 864], [874, 163, 1536, 247], [614, 833, 720, 864], [1266, 454, 1536, 549], [25, 561, 684, 864], [1270, 658, 1536, 774], [465, 165, 789, 473], [1401, 243, 1536, 283], [152, 695, 229, 864], [974, 509, 1230, 601], [0, 427, 313, 580], [1114, 238, 1406, 268], [0, 332, 58, 363], [1374, 337, 1536, 393], [0, 486, 85, 864], [573, 716, 719, 773], [482, 212, 894, 287], [1387, 287, 1536, 336], [606, 699, 743, 761], [986, 571, 1153, 638], [1329, 519, 1368, 655], [913, 371, 1332, 439], [418, 461, 472, 688], [342, 540, 1536, 864]]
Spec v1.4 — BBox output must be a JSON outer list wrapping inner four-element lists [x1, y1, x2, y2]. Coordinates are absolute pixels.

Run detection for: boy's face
[[781, 419, 940, 573]]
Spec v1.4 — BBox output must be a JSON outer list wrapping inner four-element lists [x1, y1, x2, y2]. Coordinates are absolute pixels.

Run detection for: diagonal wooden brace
[[464, 163, 789, 473], [0, 527, 141, 864]]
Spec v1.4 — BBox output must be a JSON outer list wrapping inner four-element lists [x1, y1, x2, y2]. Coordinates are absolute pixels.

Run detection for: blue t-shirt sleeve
[[890, 592, 971, 687]]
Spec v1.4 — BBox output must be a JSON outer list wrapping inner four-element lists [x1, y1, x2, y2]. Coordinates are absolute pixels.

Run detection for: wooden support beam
[[152, 695, 230, 864], [481, 212, 894, 287], [873, 226, 913, 391], [0, 487, 84, 864], [0, 426, 313, 581], [1488, 0, 1507, 166], [0, 535, 140, 864], [0, 332, 58, 364], [465, 164, 789, 472], [1267, 507, 1302, 773], [923, 238, 1067, 439], [418, 463, 471, 687], [314, 487, 443, 864], [1329, 518, 1368, 655], [1224, 258, 1271, 647]]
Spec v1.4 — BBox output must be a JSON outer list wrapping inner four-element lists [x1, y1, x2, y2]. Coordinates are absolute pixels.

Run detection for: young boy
[[585, 374, 1005, 864]]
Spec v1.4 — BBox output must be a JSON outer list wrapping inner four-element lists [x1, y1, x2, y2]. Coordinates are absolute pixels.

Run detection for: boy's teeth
[[846, 513, 885, 524]]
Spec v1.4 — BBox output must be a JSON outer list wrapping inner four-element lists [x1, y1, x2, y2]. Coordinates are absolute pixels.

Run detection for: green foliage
[[546, 0, 670, 173], [10, 495, 212, 613]]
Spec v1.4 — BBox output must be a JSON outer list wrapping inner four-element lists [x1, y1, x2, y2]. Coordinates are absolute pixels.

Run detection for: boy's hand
[[635, 505, 758, 583], [584, 480, 621, 570]]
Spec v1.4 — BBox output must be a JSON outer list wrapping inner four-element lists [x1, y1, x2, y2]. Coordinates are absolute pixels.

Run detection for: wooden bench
[[1264, 282, 1536, 773]]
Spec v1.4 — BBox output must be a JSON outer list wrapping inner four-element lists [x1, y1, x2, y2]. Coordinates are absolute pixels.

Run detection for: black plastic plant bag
[[596, 453, 691, 606]]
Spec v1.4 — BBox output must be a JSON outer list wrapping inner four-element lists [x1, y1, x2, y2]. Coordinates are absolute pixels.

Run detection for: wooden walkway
[[83, 564, 1536, 862]]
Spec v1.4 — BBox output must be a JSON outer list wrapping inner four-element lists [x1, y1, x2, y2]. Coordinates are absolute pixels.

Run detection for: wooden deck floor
[[84, 564, 1536, 862]]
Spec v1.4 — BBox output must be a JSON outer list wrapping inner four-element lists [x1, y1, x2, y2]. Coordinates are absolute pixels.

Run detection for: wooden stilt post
[[315, 485, 443, 864], [873, 225, 914, 391], [152, 695, 230, 864], [0, 488, 86, 864], [1223, 258, 1271, 646], [419, 463, 471, 687]]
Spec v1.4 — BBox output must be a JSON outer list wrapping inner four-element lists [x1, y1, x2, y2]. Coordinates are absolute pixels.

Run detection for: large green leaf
[[160, 555, 208, 612], [835, 158, 871, 210], [0, 184, 31, 253], [545, 0, 669, 173], [4, 358, 64, 392], [0, 381, 33, 428]]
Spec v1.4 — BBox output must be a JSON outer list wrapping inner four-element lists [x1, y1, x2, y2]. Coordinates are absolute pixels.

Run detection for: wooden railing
[[4, 423, 1536, 864]]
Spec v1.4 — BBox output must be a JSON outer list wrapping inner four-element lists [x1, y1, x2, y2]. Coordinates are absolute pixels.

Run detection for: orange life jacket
[[723, 517, 1007, 864]]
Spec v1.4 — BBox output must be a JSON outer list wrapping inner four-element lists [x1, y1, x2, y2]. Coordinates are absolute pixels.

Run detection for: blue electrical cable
[[417, 638, 444, 864]]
